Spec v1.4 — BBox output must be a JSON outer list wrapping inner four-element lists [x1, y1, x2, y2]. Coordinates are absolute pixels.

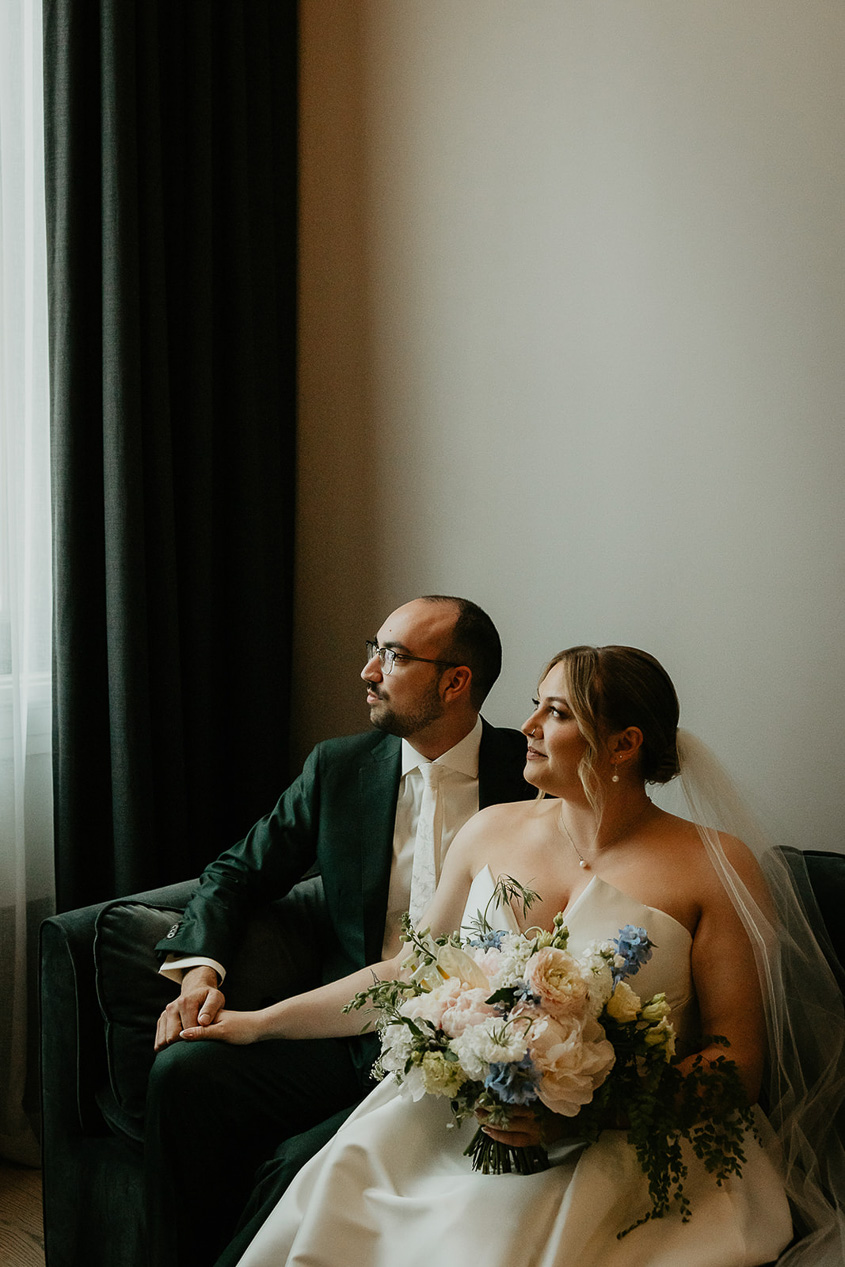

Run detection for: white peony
[[449, 1016, 531, 1081], [529, 1013, 615, 1117]]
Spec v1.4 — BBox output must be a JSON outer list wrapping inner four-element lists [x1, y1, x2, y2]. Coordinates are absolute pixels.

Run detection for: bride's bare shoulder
[[475, 797, 543, 828], [655, 812, 766, 895], [450, 798, 541, 852]]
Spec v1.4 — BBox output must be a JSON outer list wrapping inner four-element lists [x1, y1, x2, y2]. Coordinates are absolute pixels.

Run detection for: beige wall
[[294, 0, 845, 851]]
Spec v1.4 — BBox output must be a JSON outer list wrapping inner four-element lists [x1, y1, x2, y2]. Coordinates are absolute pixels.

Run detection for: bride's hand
[[178, 1009, 263, 1045], [475, 1104, 543, 1149]]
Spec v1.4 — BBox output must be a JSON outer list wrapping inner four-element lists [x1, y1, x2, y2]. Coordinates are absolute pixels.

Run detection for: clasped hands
[[154, 965, 263, 1051]]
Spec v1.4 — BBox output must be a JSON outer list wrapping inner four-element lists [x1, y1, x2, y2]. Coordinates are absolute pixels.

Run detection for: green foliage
[[342, 974, 424, 1032], [465, 874, 541, 939], [576, 1024, 756, 1237]]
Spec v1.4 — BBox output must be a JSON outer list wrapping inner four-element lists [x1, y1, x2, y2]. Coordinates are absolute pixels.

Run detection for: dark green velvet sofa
[[39, 874, 327, 1267], [39, 851, 845, 1267]]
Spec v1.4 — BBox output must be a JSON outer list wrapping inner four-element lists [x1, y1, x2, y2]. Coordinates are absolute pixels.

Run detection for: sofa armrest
[[39, 880, 199, 1141], [41, 874, 330, 1151]]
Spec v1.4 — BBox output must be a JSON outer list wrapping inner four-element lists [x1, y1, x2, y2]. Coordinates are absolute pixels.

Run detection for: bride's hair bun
[[650, 735, 681, 784]]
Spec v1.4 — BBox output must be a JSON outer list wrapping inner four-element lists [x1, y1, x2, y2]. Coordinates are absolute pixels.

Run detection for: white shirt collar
[[401, 715, 483, 780]]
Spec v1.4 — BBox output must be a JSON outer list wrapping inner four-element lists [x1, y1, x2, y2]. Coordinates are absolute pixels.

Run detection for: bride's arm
[[679, 834, 769, 1103], [177, 951, 408, 1045], [176, 812, 491, 1047]]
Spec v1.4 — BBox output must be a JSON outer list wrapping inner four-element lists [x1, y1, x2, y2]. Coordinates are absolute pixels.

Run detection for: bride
[[180, 645, 844, 1266]]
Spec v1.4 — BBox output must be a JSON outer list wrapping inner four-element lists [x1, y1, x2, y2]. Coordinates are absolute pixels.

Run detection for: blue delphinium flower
[[613, 925, 654, 983], [485, 1054, 541, 1105], [467, 929, 508, 950], [512, 980, 540, 1006]]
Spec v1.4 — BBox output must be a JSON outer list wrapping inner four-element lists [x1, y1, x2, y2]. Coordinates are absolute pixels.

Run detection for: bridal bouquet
[[344, 877, 756, 1233]]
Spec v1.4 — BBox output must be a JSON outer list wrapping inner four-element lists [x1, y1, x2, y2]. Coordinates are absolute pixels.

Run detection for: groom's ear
[[440, 664, 472, 703]]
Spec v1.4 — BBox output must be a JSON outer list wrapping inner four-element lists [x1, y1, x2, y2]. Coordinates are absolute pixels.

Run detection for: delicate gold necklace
[[558, 813, 592, 869], [558, 799, 654, 870]]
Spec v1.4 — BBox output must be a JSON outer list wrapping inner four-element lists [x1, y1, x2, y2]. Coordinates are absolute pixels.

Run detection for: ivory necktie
[[409, 762, 443, 926]]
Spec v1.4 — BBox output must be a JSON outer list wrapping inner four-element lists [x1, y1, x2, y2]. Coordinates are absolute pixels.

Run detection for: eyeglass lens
[[365, 641, 395, 674]]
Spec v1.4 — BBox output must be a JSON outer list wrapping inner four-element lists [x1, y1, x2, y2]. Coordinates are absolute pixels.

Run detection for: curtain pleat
[[43, 0, 298, 911]]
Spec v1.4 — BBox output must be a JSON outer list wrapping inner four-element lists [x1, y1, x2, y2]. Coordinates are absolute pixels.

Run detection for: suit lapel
[[357, 734, 402, 964]]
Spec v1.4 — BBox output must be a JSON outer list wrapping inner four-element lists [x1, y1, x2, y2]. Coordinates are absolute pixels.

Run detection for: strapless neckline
[[466, 864, 692, 946]]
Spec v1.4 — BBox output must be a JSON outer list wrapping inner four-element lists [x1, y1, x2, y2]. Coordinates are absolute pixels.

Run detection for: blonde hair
[[541, 645, 680, 814]]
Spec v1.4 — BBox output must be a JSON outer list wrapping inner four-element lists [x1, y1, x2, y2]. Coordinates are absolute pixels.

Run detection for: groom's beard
[[367, 681, 445, 739]]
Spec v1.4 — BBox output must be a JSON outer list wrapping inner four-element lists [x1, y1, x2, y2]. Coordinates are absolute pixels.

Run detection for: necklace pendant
[[579, 858, 589, 869]]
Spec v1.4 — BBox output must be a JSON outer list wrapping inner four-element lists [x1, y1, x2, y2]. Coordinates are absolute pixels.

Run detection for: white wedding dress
[[237, 869, 793, 1267]]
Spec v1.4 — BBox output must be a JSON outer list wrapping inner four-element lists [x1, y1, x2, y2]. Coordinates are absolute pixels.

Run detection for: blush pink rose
[[401, 978, 464, 1030], [525, 947, 590, 1020], [440, 986, 500, 1038]]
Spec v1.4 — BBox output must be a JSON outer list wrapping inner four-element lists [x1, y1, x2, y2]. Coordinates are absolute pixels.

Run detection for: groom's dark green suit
[[148, 719, 531, 1267], [158, 720, 530, 982]]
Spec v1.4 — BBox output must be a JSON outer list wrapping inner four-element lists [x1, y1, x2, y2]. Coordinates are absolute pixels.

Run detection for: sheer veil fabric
[[673, 730, 845, 1264]]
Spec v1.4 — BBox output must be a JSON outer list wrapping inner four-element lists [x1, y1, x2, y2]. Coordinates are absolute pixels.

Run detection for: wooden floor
[[0, 1164, 45, 1267]]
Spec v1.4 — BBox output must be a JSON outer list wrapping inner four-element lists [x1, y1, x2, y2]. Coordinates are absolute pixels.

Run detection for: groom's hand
[[154, 965, 225, 1051], [178, 1009, 263, 1045]]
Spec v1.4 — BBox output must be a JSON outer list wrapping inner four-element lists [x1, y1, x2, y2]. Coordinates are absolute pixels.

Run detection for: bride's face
[[521, 663, 589, 797]]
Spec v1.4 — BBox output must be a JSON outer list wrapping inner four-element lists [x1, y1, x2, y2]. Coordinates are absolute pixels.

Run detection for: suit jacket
[[157, 720, 531, 984]]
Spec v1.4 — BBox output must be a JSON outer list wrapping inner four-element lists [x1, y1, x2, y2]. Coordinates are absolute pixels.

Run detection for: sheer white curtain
[[0, 0, 53, 1165]]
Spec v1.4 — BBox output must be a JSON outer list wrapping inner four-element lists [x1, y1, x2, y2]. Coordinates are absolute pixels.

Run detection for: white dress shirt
[[381, 717, 482, 956]]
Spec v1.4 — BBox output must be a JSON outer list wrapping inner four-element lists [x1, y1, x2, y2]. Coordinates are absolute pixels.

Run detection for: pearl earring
[[611, 762, 620, 784]]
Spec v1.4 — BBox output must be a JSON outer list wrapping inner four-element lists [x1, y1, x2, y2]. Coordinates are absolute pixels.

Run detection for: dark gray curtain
[[43, 1, 298, 911]]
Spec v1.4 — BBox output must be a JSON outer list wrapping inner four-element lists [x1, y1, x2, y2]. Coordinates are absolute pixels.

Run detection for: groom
[[146, 595, 532, 1267]]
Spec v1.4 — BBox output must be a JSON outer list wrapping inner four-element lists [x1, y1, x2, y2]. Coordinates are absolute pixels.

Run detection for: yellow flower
[[606, 980, 641, 1023], [640, 993, 670, 1024], [643, 1016, 676, 1059], [420, 1051, 467, 1097]]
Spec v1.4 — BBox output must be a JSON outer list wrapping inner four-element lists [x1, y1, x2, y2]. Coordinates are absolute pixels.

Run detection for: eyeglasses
[[365, 640, 460, 676]]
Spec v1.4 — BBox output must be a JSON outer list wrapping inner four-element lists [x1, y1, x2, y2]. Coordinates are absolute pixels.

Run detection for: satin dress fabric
[[237, 869, 793, 1267]]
